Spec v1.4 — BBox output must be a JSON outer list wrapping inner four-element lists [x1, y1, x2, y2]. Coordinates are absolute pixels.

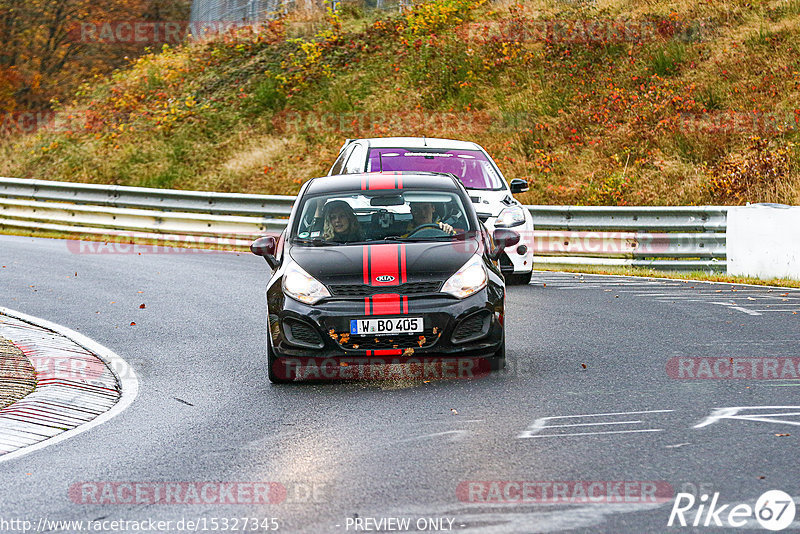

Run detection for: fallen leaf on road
[[581, 363, 587, 369]]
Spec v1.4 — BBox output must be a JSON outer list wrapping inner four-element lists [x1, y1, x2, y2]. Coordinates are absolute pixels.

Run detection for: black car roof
[[304, 171, 462, 195]]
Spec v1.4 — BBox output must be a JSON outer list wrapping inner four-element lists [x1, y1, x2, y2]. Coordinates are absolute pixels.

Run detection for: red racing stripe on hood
[[365, 293, 408, 316], [366, 244, 402, 287]]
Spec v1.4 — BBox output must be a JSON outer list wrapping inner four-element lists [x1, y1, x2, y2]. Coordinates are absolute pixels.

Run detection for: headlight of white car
[[441, 255, 488, 299], [495, 206, 526, 228], [282, 263, 331, 304]]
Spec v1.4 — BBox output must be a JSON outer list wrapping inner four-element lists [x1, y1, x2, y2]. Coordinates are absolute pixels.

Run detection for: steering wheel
[[407, 223, 447, 236]]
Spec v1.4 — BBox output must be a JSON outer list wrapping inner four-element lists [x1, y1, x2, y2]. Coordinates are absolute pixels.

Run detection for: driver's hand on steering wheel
[[438, 222, 455, 235]]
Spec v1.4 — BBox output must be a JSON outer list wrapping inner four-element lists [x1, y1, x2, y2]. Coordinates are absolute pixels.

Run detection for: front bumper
[[267, 286, 504, 361]]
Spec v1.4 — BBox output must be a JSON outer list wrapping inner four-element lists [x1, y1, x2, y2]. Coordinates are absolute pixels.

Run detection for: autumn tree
[[0, 0, 191, 112]]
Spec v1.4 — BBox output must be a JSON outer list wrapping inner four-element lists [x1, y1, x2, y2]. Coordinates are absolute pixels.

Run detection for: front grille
[[283, 318, 324, 349], [329, 281, 441, 297], [336, 331, 439, 351], [451, 312, 490, 344]]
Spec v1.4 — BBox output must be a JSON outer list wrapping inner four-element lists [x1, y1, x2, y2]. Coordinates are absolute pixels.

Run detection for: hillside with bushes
[[1, 0, 798, 206]]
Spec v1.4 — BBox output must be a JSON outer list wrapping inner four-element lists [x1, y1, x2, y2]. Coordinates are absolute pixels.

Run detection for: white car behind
[[328, 137, 534, 284]]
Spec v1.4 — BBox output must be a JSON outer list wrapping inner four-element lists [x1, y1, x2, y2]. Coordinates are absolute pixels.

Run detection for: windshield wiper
[[383, 235, 460, 242], [294, 238, 341, 246]]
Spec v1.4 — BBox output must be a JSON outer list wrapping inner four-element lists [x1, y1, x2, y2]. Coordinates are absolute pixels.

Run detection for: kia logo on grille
[[375, 275, 395, 283]]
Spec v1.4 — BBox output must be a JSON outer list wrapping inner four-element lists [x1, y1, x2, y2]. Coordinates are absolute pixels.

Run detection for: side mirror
[[251, 236, 279, 269], [509, 179, 529, 194], [490, 228, 520, 260]]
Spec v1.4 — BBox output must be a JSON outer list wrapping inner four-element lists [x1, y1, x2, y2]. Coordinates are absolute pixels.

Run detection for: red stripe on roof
[[366, 174, 398, 190]]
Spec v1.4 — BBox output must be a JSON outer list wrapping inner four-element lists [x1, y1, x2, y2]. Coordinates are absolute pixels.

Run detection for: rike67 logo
[[668, 490, 796, 531]]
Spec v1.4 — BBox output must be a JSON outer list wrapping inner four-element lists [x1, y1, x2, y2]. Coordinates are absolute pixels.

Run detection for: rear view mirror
[[370, 195, 404, 206], [251, 236, 279, 269], [489, 229, 521, 260]]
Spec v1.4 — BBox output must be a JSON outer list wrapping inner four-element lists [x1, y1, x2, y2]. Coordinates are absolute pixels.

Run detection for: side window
[[344, 143, 367, 174], [329, 144, 353, 175]]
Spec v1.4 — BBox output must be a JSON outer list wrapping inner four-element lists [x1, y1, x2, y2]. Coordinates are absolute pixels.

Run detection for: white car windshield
[[366, 148, 506, 190]]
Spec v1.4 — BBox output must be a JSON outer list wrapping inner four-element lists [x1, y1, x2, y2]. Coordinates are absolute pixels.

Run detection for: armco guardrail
[[529, 206, 727, 271], [0, 177, 727, 271]]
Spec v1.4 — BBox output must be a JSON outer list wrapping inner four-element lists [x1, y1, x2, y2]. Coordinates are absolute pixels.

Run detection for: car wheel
[[506, 271, 532, 285], [267, 329, 294, 384], [489, 338, 506, 371]]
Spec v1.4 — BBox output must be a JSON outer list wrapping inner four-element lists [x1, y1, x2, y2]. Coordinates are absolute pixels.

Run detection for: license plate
[[350, 317, 423, 335]]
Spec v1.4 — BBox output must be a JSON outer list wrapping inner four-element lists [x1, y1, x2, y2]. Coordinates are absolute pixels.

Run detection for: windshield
[[292, 190, 475, 245], [366, 148, 506, 190]]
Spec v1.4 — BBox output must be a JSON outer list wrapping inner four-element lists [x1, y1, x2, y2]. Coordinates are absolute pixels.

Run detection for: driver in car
[[404, 202, 455, 236]]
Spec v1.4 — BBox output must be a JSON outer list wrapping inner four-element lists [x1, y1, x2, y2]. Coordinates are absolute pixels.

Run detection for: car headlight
[[441, 255, 488, 299], [282, 263, 331, 304], [495, 206, 526, 228]]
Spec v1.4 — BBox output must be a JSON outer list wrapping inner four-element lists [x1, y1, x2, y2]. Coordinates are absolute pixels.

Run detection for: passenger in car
[[323, 200, 364, 242]]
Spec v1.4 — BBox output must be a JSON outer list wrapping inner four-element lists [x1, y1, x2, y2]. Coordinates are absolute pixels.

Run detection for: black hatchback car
[[251, 172, 519, 382]]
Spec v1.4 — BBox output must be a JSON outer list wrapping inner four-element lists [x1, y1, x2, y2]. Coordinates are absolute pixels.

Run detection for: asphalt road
[[1, 234, 799, 533]]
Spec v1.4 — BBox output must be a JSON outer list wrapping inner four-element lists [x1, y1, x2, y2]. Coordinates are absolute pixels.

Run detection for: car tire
[[489, 338, 506, 371], [506, 271, 532, 285], [267, 329, 293, 384]]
